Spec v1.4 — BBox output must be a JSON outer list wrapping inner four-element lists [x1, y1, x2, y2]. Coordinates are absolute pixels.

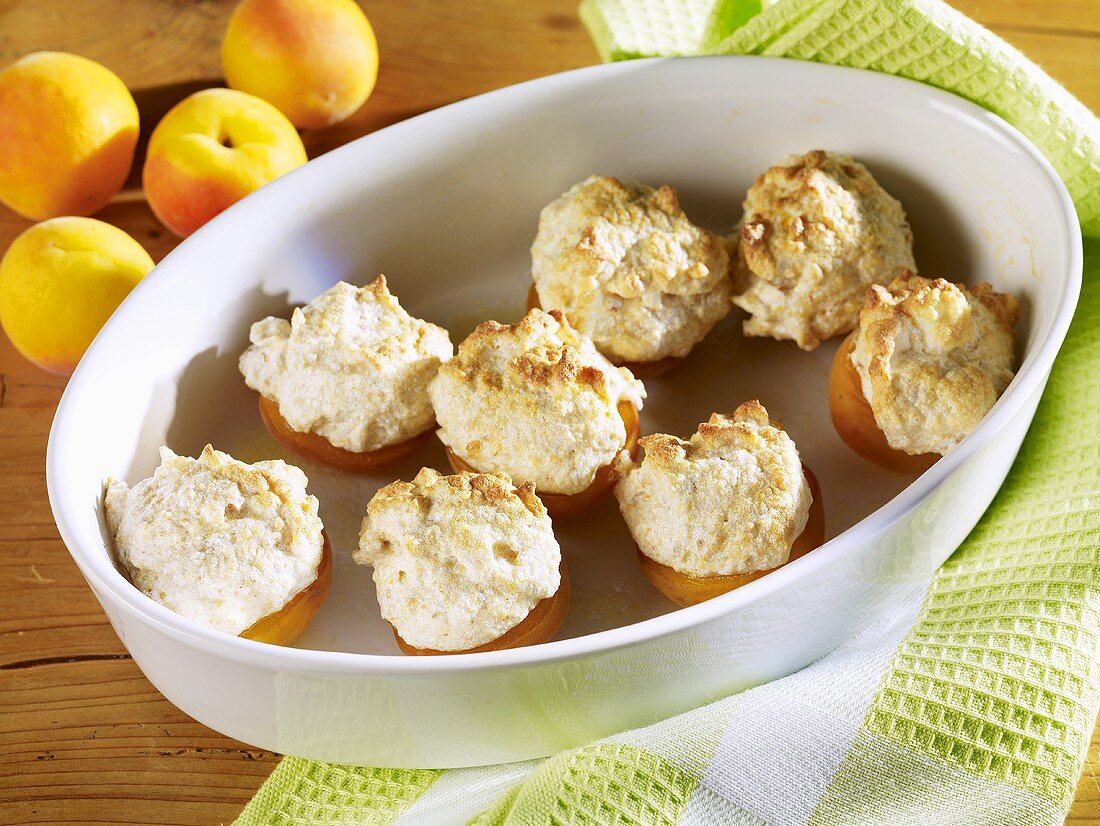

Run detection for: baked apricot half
[[526, 284, 682, 378], [639, 466, 825, 608], [240, 532, 333, 646], [828, 332, 939, 474], [445, 400, 641, 520], [259, 394, 432, 474], [393, 560, 571, 655]]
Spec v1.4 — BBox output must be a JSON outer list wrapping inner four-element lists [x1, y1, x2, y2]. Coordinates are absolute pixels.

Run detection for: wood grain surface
[[0, 1, 1097, 823]]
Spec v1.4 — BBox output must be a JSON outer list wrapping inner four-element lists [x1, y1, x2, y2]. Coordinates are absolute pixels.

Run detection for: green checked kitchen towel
[[236, 1, 1100, 823]]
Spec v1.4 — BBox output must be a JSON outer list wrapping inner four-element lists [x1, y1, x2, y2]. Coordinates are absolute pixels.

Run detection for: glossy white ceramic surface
[[48, 56, 1081, 767]]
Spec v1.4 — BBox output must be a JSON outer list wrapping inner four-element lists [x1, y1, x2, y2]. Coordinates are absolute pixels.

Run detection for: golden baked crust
[[366, 466, 547, 518], [531, 175, 732, 363], [732, 150, 916, 350], [103, 445, 325, 635], [851, 272, 1018, 455], [239, 276, 453, 452], [615, 401, 811, 577], [356, 467, 561, 651], [429, 308, 646, 495]]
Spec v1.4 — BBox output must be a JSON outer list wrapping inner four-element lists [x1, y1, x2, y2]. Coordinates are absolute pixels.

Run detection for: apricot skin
[[0, 217, 153, 375], [828, 332, 939, 474], [142, 88, 307, 237], [222, 0, 379, 129], [0, 52, 138, 220]]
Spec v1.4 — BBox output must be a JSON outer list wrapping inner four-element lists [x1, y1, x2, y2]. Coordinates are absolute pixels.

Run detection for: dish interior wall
[[58, 63, 1067, 654]]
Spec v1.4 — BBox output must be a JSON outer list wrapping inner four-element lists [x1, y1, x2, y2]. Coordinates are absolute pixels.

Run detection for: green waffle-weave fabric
[[236, 2, 1100, 823]]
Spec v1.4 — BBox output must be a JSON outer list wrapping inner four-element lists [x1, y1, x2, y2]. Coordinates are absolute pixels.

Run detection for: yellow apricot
[[142, 88, 307, 238], [0, 52, 138, 220], [0, 218, 153, 375], [222, 0, 379, 129]]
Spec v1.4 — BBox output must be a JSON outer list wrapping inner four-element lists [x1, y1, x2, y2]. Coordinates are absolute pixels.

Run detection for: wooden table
[[0, 1, 1096, 822]]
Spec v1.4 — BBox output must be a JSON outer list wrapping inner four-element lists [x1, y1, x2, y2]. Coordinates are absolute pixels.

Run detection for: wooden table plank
[[951, 0, 1100, 35], [0, 1, 1097, 824]]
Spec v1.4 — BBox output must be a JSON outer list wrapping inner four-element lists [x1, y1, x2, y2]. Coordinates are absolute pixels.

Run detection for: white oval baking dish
[[47, 56, 1081, 768]]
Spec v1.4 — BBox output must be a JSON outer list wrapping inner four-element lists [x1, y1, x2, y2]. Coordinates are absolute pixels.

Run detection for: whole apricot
[[142, 88, 307, 238], [0, 52, 138, 220], [222, 0, 378, 129], [0, 218, 154, 374]]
